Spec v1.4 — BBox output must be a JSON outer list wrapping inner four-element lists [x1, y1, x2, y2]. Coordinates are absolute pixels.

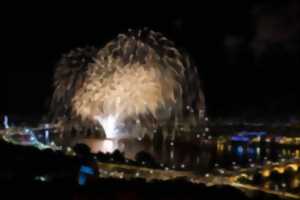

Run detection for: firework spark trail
[[51, 29, 205, 139]]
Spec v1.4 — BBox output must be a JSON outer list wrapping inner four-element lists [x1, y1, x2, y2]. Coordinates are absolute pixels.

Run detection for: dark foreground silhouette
[[0, 140, 282, 200]]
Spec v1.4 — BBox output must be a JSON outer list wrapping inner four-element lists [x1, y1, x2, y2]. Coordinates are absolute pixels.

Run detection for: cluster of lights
[[3, 115, 299, 194]]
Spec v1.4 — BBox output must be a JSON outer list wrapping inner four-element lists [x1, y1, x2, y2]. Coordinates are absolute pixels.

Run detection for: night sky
[[2, 1, 300, 120]]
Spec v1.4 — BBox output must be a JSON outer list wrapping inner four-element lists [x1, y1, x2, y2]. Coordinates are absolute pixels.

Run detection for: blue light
[[80, 165, 95, 175], [78, 174, 87, 185], [45, 130, 49, 144], [247, 147, 255, 155], [231, 136, 249, 142], [231, 131, 267, 142], [78, 165, 95, 186], [3, 115, 9, 129], [237, 145, 244, 156], [244, 131, 266, 137]]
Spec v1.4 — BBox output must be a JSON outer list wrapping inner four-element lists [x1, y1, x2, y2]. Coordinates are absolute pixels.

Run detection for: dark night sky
[[1, 1, 300, 120]]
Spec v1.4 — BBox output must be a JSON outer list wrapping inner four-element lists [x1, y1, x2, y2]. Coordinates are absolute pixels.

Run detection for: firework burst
[[51, 29, 205, 139]]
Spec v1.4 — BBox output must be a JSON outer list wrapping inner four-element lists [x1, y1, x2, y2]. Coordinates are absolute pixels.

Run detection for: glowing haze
[[51, 29, 205, 139]]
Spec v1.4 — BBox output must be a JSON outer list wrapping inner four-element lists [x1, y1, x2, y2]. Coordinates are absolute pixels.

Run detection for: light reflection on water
[[75, 139, 123, 154], [76, 138, 300, 173]]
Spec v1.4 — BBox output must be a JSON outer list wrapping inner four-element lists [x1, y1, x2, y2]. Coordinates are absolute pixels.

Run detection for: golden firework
[[51, 29, 205, 139]]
